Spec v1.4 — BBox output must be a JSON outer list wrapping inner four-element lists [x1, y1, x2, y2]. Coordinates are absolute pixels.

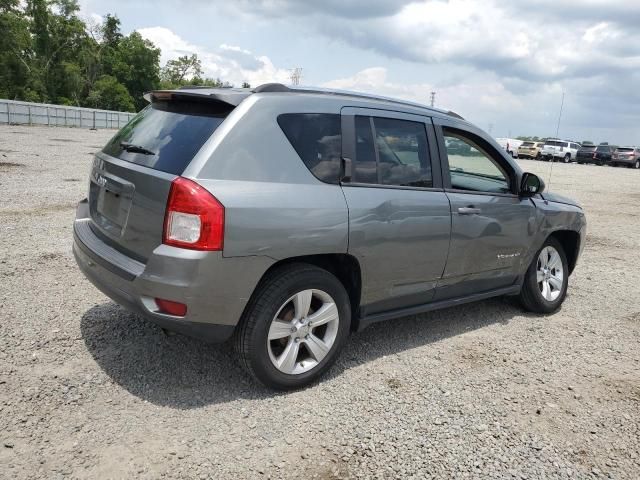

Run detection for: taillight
[[163, 177, 224, 251]]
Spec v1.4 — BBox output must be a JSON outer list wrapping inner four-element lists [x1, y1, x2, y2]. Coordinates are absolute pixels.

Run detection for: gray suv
[[73, 84, 587, 389]]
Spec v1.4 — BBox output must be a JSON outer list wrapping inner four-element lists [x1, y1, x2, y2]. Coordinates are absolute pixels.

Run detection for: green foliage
[[85, 75, 135, 111], [516, 136, 545, 142], [0, 3, 239, 112]]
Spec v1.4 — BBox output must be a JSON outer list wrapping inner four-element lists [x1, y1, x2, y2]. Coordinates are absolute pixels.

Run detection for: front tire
[[563, 153, 571, 163], [235, 264, 351, 390], [633, 160, 640, 169], [519, 238, 569, 314]]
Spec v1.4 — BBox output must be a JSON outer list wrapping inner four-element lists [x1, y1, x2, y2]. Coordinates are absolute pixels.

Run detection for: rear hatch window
[[596, 145, 610, 152], [617, 148, 634, 152], [102, 99, 228, 175]]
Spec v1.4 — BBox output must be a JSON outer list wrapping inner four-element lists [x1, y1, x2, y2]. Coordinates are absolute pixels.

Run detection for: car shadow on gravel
[[81, 298, 524, 409]]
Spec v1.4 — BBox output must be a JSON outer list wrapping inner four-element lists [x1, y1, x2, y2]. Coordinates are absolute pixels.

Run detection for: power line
[[430, 91, 436, 108]]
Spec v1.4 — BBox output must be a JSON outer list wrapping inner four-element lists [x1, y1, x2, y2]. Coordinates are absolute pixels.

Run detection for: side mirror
[[520, 172, 545, 196]]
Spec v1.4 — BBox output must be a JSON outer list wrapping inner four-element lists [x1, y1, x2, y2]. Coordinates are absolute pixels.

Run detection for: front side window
[[278, 113, 341, 184], [353, 116, 432, 188], [443, 129, 511, 194]]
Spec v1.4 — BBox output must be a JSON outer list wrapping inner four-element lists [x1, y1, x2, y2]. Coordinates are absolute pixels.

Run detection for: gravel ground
[[1, 124, 639, 480]]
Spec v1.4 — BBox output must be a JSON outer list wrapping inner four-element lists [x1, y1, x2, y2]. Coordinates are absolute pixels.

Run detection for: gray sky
[[80, 0, 640, 145]]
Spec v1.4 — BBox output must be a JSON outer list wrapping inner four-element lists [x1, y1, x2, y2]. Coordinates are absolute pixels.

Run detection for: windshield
[[521, 142, 535, 147], [580, 145, 596, 150], [102, 100, 228, 175]]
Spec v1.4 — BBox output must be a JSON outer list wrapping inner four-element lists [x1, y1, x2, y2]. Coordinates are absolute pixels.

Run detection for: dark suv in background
[[72, 84, 586, 389], [579, 143, 617, 166], [576, 143, 597, 164]]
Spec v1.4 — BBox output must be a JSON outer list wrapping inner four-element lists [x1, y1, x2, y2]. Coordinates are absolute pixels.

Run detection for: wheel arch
[[252, 254, 363, 331], [548, 230, 581, 275]]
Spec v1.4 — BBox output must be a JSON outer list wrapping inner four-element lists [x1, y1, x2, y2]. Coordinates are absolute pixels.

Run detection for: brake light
[[163, 177, 224, 250]]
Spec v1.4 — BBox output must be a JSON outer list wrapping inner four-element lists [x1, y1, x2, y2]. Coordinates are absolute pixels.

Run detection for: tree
[[85, 75, 135, 111], [110, 31, 160, 110], [161, 54, 203, 85], [242, 81, 251, 88]]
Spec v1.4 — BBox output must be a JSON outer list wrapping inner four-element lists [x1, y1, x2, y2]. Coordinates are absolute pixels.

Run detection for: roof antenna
[[548, 90, 565, 191]]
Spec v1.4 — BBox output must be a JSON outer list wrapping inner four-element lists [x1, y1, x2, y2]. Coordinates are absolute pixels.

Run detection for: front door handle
[[458, 207, 481, 215]]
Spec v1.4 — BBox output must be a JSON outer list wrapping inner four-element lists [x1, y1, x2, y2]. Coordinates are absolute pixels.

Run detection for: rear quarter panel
[[186, 95, 349, 260]]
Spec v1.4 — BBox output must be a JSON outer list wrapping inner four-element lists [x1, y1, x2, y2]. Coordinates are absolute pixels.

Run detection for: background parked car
[[585, 143, 617, 166], [495, 137, 523, 158], [518, 141, 545, 160], [576, 143, 597, 164], [541, 139, 581, 163], [611, 147, 640, 169]]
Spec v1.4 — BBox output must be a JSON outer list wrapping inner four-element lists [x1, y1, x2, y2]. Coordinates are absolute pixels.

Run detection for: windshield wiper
[[120, 142, 156, 155]]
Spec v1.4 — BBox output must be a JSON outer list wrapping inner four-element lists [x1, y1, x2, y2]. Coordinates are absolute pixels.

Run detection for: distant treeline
[[0, 0, 249, 112], [516, 136, 595, 144]]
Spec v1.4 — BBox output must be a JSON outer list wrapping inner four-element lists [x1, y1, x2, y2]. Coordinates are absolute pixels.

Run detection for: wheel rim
[[267, 289, 340, 375], [536, 246, 564, 302]]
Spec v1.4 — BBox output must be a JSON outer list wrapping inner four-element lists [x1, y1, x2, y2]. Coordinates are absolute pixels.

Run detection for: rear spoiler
[[143, 89, 251, 108]]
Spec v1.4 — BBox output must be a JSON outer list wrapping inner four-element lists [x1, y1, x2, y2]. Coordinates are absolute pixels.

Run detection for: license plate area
[[89, 172, 135, 237]]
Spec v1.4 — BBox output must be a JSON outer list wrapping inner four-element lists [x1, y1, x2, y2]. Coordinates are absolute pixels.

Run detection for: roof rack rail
[[253, 83, 291, 93]]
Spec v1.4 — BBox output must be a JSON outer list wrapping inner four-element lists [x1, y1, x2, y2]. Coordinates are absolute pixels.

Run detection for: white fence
[[0, 99, 136, 129]]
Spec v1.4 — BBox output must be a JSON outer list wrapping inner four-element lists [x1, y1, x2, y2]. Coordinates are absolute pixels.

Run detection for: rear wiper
[[120, 142, 156, 155]]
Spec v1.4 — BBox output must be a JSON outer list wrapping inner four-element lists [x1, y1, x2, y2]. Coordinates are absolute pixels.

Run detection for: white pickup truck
[[495, 138, 523, 158]]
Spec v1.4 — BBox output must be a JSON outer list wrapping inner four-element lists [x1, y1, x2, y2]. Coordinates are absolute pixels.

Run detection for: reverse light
[[155, 298, 187, 316], [163, 177, 225, 250]]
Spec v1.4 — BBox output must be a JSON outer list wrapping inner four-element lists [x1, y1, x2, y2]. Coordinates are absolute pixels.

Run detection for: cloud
[[222, 0, 416, 19], [136, 26, 291, 86]]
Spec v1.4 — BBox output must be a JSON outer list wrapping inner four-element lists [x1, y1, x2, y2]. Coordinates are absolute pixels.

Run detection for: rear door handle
[[458, 207, 481, 215]]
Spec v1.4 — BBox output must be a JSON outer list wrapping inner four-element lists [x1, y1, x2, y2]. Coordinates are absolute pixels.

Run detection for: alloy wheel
[[536, 246, 564, 302], [267, 289, 340, 375]]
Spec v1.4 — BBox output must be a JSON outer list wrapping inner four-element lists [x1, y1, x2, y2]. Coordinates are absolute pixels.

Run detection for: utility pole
[[290, 67, 302, 86], [430, 91, 436, 108]]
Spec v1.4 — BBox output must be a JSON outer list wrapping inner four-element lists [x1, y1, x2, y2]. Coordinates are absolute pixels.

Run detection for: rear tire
[[519, 237, 569, 314], [563, 153, 571, 163], [235, 264, 351, 390], [634, 160, 640, 169]]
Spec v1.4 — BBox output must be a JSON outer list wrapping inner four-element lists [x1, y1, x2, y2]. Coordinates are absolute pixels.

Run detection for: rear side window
[[353, 116, 433, 188], [102, 100, 228, 175], [278, 114, 341, 184]]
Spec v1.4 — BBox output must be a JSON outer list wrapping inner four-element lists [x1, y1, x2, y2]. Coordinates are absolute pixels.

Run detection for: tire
[[536, 153, 541, 160], [235, 263, 351, 390], [519, 237, 569, 314], [563, 154, 571, 163], [633, 160, 640, 169]]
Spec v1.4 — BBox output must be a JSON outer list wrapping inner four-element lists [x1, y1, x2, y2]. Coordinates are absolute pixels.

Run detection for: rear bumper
[[611, 158, 636, 165], [73, 201, 273, 342]]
